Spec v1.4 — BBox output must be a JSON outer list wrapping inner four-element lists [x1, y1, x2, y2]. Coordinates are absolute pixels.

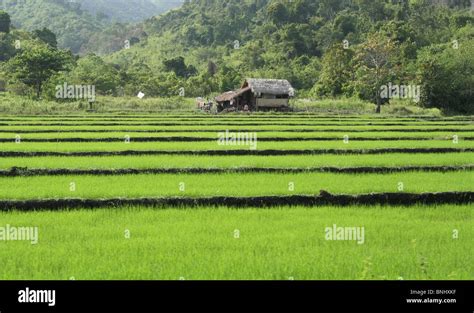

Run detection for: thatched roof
[[215, 87, 251, 102], [243, 78, 294, 95], [215, 79, 294, 102], [215, 91, 236, 102]]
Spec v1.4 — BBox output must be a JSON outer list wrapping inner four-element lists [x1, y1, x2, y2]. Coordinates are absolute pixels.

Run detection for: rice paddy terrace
[[0, 113, 472, 280]]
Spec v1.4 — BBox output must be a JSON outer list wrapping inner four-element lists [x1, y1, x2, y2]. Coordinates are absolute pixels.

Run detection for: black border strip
[[1, 137, 472, 142], [1, 122, 470, 127], [0, 148, 471, 157], [1, 128, 472, 133], [1, 165, 472, 176], [1, 192, 472, 210], [0, 280, 472, 313]]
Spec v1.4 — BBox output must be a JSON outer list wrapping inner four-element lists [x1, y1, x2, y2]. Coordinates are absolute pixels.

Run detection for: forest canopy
[[0, 0, 473, 114]]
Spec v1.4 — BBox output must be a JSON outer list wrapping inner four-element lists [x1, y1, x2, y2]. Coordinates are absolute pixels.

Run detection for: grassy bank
[[0, 93, 445, 116], [290, 98, 442, 116], [0, 94, 196, 114]]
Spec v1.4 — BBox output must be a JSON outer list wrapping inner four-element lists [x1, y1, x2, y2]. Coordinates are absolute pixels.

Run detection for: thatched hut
[[215, 78, 294, 112]]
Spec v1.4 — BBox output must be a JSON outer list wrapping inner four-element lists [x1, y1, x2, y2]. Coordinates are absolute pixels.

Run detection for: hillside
[[0, 0, 183, 54], [77, 0, 183, 23], [106, 0, 473, 94], [1, 0, 103, 53]]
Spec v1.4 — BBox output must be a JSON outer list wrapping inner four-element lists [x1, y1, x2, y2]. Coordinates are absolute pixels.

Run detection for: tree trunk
[[375, 66, 381, 114], [36, 82, 42, 99]]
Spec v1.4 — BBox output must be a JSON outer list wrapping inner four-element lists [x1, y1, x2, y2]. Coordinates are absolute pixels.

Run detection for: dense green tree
[[217, 64, 241, 92], [0, 33, 17, 61], [207, 60, 218, 77], [0, 10, 11, 33], [267, 1, 289, 25], [353, 0, 388, 21], [139, 73, 182, 97], [163, 56, 197, 78], [313, 44, 354, 97], [6, 43, 72, 97], [64, 54, 121, 95], [351, 32, 398, 113], [33, 28, 58, 48], [185, 73, 218, 97], [417, 40, 474, 114]]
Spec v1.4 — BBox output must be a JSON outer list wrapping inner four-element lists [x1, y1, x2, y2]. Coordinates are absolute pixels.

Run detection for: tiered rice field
[[0, 114, 472, 280]]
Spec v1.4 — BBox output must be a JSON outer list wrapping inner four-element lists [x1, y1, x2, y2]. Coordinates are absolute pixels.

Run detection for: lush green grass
[[1, 153, 473, 170], [0, 140, 471, 152], [0, 94, 196, 114], [291, 98, 444, 116], [0, 94, 446, 116], [0, 205, 471, 280], [0, 114, 472, 281], [0, 172, 471, 200], [0, 131, 471, 140]]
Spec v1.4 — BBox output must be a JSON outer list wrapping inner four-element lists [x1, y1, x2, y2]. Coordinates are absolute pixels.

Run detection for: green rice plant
[[0, 153, 472, 170], [0, 205, 470, 280], [0, 140, 472, 153], [0, 131, 471, 140], [0, 171, 471, 200]]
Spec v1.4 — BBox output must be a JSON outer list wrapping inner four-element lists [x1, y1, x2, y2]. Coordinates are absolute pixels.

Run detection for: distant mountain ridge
[[77, 0, 184, 23], [2, 0, 101, 53], [0, 0, 183, 54], [104, 0, 473, 97]]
